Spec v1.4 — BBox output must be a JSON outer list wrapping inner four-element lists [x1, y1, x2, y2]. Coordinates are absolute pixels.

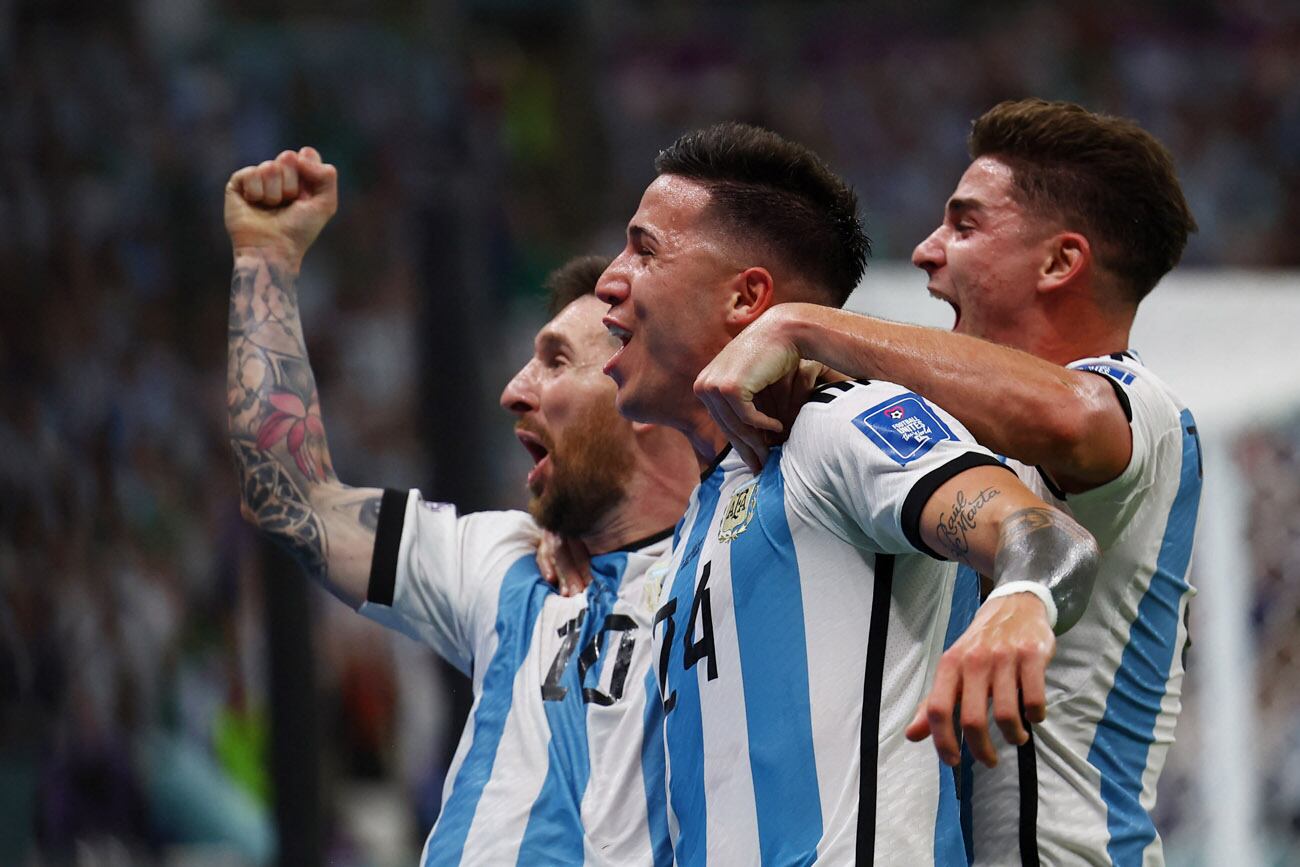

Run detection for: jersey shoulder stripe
[[732, 452, 823, 861], [660, 471, 726, 865], [640, 668, 673, 867], [425, 552, 545, 865], [1088, 408, 1202, 863]]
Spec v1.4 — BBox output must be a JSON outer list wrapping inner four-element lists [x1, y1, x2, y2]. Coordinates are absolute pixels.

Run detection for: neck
[[1001, 293, 1134, 366], [580, 429, 698, 555], [578, 506, 670, 557], [679, 411, 730, 471]]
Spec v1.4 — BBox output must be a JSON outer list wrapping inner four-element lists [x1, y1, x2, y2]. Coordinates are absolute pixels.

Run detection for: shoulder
[[395, 491, 540, 562], [1069, 352, 1190, 426], [787, 378, 976, 464]]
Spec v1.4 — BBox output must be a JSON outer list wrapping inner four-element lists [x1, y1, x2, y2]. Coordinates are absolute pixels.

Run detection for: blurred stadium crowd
[[1, 1, 1297, 863]]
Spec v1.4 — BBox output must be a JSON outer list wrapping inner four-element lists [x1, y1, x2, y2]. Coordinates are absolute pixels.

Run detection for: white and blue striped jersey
[[960, 351, 1203, 866], [651, 379, 1011, 865], [358, 488, 674, 866]]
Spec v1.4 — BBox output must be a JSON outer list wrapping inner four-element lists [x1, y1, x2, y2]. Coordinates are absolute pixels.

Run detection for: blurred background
[[1, 0, 1296, 864]]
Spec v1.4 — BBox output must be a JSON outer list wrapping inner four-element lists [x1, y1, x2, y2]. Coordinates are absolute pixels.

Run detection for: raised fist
[[225, 146, 338, 268]]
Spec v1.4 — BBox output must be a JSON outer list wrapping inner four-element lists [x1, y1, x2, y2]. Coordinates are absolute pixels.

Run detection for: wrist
[[233, 245, 302, 274], [770, 302, 819, 357], [985, 581, 1058, 630]]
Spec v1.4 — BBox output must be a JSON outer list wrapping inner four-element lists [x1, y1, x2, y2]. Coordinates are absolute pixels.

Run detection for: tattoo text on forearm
[[936, 487, 1001, 562]]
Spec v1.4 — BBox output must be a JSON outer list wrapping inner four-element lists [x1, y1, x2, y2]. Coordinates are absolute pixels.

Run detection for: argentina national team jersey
[[358, 489, 674, 867], [652, 380, 1011, 866], [959, 351, 1203, 867]]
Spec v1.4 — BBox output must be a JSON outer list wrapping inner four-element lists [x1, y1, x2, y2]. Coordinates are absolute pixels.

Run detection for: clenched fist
[[225, 146, 338, 268]]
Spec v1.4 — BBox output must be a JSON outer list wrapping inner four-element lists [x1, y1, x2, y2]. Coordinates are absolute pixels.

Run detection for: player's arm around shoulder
[[226, 148, 380, 609], [696, 302, 1135, 495], [908, 462, 1101, 767]]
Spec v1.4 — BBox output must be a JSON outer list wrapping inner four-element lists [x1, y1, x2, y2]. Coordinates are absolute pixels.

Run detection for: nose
[[595, 256, 629, 307], [912, 227, 945, 274], [500, 360, 540, 414]]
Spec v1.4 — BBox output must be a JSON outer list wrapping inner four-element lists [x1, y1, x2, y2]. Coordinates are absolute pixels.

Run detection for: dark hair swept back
[[654, 122, 870, 307], [970, 98, 1196, 303], [544, 254, 613, 317]]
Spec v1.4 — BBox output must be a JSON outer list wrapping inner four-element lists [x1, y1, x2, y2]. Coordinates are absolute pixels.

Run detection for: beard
[[523, 400, 636, 537]]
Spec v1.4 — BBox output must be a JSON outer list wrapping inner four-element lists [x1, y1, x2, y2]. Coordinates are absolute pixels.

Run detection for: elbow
[[1034, 383, 1099, 455], [1052, 530, 1101, 635]]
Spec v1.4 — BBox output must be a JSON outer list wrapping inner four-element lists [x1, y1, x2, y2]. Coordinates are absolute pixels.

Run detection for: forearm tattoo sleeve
[[993, 507, 1101, 634], [227, 255, 339, 579]]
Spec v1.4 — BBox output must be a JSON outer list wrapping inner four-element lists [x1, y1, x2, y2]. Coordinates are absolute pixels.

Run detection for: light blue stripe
[[641, 668, 673, 867], [728, 452, 822, 864], [517, 552, 629, 864], [664, 472, 725, 867], [933, 756, 967, 866], [1088, 409, 1201, 865], [424, 554, 548, 866], [945, 565, 980, 650]]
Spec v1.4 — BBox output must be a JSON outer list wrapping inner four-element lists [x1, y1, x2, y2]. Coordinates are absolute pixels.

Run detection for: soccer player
[[225, 147, 698, 865], [596, 123, 1101, 864], [694, 99, 1202, 865]]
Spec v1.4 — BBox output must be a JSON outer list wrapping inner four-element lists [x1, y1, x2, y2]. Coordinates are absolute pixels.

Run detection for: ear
[[1038, 232, 1090, 294], [724, 267, 776, 331]]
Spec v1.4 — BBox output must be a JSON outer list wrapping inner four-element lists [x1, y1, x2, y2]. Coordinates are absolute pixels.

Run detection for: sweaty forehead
[[633, 175, 714, 234], [952, 157, 1020, 210], [542, 294, 619, 360]]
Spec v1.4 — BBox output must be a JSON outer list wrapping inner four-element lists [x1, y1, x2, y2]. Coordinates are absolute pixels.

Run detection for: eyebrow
[[628, 224, 657, 247], [535, 330, 572, 356], [946, 197, 982, 217]]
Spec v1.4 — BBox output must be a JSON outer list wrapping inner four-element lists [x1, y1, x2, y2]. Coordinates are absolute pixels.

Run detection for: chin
[[613, 385, 652, 424]]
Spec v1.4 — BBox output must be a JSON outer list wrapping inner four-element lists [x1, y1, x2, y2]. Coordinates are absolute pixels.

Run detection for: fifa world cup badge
[[718, 480, 760, 543]]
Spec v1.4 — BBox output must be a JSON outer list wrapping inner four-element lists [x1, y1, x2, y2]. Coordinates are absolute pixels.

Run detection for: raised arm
[[906, 464, 1100, 766], [226, 148, 380, 608], [695, 303, 1131, 493]]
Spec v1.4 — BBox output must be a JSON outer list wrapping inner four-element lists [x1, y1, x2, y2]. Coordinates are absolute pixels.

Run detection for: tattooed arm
[[226, 148, 380, 609], [910, 464, 1100, 766]]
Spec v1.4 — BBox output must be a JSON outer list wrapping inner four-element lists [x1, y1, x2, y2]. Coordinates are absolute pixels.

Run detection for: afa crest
[[717, 480, 760, 543]]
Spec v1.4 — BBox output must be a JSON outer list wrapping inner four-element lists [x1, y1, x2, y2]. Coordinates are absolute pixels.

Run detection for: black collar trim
[[609, 526, 675, 554], [700, 444, 733, 482]]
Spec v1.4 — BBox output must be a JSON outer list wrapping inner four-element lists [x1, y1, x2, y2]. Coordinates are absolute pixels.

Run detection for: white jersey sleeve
[[357, 488, 540, 675], [965, 351, 1203, 866], [1062, 356, 1188, 547], [782, 380, 1012, 557]]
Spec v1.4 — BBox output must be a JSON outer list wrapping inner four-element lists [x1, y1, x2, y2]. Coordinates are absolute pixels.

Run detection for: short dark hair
[[969, 98, 1197, 304], [545, 254, 612, 317], [654, 122, 870, 307]]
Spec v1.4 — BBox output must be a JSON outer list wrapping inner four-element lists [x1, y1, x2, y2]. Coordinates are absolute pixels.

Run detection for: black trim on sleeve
[[366, 488, 409, 606], [1017, 720, 1041, 867], [1080, 367, 1133, 423], [612, 526, 675, 554], [855, 553, 895, 866], [900, 453, 1017, 560], [807, 379, 863, 404]]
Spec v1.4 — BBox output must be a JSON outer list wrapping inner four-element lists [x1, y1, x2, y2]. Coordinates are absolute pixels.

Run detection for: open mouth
[[602, 318, 632, 376], [515, 427, 552, 490], [928, 288, 961, 330]]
